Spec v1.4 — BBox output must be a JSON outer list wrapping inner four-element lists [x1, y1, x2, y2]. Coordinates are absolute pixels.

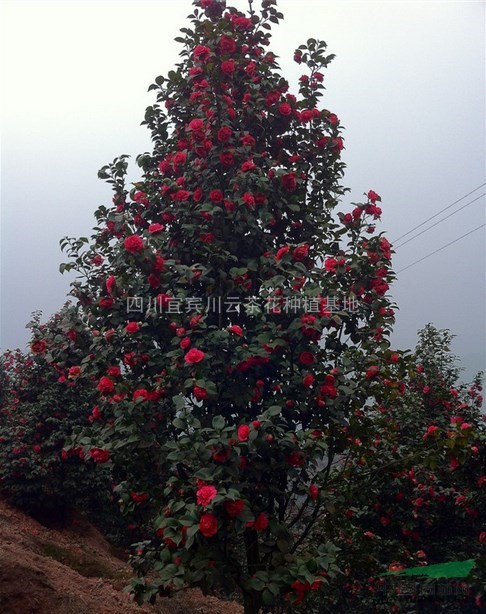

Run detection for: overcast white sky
[[1, 0, 485, 380]]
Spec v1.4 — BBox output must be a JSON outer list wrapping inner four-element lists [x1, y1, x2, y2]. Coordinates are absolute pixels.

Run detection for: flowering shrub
[[60, 0, 400, 611], [302, 325, 485, 612], [0, 306, 123, 535]]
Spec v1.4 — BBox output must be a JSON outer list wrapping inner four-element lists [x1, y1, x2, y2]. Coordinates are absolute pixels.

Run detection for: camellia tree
[[306, 325, 485, 613], [0, 305, 132, 543], [61, 0, 400, 611], [0, 306, 101, 520]]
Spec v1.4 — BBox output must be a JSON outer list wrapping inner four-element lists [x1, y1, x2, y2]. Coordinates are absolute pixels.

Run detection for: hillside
[[0, 498, 242, 614]]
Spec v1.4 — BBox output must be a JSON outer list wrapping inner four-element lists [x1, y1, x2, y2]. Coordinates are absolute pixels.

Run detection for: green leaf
[[266, 406, 282, 417], [172, 395, 186, 411], [172, 417, 185, 430], [212, 415, 225, 430]]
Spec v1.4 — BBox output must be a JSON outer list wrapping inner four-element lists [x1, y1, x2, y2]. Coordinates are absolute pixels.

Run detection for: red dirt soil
[[0, 498, 242, 614]]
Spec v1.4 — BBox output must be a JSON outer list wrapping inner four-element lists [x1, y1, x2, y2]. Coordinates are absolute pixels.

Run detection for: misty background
[[1, 0, 485, 381]]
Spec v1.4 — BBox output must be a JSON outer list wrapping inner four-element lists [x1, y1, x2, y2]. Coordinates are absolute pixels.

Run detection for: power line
[[396, 224, 486, 273], [395, 193, 485, 249], [392, 183, 486, 243]]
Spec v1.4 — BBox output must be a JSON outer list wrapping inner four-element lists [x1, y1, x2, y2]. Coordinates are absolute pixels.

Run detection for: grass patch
[[32, 537, 116, 579]]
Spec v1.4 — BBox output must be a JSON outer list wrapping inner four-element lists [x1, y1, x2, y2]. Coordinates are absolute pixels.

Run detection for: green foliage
[[0, 305, 128, 543], [300, 325, 485, 612]]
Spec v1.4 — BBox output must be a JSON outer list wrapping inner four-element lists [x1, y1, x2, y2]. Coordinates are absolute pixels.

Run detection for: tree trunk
[[243, 528, 262, 614], [243, 591, 261, 614]]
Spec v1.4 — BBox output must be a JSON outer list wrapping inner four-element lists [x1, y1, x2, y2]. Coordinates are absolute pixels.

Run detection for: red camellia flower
[[131, 491, 149, 503], [299, 351, 315, 366], [98, 297, 113, 309], [253, 512, 269, 531], [68, 366, 81, 378], [229, 325, 243, 336], [221, 59, 235, 75], [320, 374, 338, 398], [125, 322, 139, 334], [275, 246, 290, 261], [173, 189, 191, 202], [90, 406, 102, 421], [199, 513, 218, 537], [300, 109, 315, 123], [90, 448, 110, 463], [240, 134, 255, 148], [199, 232, 215, 243], [293, 244, 309, 261], [31, 340, 47, 355], [193, 385, 207, 400], [324, 257, 337, 273], [365, 365, 379, 379], [196, 485, 217, 507], [368, 190, 381, 202], [309, 484, 319, 501], [332, 137, 344, 150], [193, 187, 203, 203], [97, 376, 115, 394], [219, 35, 236, 54], [193, 44, 211, 61], [219, 151, 235, 166], [281, 172, 297, 192], [173, 151, 187, 166], [184, 348, 205, 364], [209, 189, 224, 203], [423, 424, 439, 440], [242, 192, 255, 208], [303, 374, 314, 388], [279, 102, 292, 116], [217, 126, 232, 142], [148, 273, 160, 288], [148, 223, 164, 234], [241, 159, 256, 172], [180, 337, 191, 350], [189, 118, 204, 131], [224, 499, 245, 518], [449, 457, 460, 471], [133, 388, 150, 401], [91, 254, 104, 265], [106, 275, 116, 294], [370, 278, 389, 296], [124, 234, 144, 253], [238, 424, 250, 442]]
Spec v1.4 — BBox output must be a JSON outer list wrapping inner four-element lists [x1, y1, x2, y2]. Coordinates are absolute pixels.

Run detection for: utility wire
[[395, 193, 485, 249], [393, 182, 486, 243], [396, 224, 485, 273]]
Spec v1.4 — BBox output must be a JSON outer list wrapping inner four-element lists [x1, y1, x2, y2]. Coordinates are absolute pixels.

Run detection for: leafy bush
[[0, 306, 129, 542], [59, 0, 402, 611], [301, 325, 485, 612]]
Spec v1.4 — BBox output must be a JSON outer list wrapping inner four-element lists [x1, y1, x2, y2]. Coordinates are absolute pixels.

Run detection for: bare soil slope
[[0, 499, 242, 614]]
